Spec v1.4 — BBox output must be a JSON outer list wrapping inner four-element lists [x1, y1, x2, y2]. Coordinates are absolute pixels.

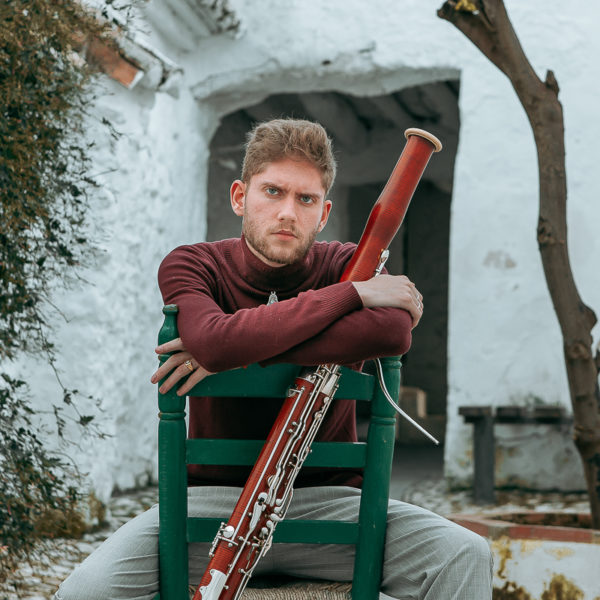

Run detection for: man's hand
[[151, 337, 212, 396], [352, 275, 424, 328]]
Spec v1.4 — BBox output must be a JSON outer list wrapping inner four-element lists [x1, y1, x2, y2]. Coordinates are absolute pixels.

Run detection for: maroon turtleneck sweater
[[158, 236, 413, 487]]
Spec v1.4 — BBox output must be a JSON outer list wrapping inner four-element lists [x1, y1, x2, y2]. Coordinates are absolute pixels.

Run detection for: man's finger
[[151, 352, 190, 385], [177, 368, 211, 396], [158, 361, 194, 394], [154, 337, 185, 355], [410, 298, 423, 329]]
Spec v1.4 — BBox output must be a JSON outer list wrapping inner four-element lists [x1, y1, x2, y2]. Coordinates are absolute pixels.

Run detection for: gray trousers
[[54, 486, 492, 600]]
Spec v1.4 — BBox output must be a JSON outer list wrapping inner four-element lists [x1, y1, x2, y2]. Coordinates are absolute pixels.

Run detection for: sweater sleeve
[[158, 247, 364, 372], [260, 306, 412, 367]]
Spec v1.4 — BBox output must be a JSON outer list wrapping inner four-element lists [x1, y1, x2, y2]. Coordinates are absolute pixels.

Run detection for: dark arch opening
[[207, 84, 460, 444]]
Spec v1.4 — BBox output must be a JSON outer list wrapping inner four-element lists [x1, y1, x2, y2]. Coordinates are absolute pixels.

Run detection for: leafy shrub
[[0, 0, 119, 581], [0, 375, 79, 577]]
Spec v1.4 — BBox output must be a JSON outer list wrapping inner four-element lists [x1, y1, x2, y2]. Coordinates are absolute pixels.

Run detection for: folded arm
[[260, 306, 413, 367], [157, 249, 365, 373], [153, 244, 422, 392]]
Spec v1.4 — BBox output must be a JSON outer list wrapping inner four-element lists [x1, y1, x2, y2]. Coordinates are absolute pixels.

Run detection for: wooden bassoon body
[[194, 128, 442, 600]]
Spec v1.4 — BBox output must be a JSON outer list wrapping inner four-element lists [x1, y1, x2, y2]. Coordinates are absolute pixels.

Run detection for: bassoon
[[194, 128, 442, 600]]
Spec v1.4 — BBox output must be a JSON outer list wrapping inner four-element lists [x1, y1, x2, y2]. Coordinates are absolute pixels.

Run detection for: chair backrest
[[157, 304, 400, 600]]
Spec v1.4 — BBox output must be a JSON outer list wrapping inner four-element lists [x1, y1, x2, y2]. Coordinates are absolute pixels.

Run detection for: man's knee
[[53, 559, 111, 600], [53, 506, 160, 600], [467, 530, 492, 566], [440, 525, 494, 595], [446, 524, 492, 568]]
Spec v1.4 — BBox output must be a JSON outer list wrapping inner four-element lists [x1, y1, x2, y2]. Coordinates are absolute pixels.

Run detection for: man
[[55, 119, 492, 600]]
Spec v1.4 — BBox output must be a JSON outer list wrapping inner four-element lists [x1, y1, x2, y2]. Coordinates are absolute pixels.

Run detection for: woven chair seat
[[243, 581, 352, 599], [188, 581, 352, 599]]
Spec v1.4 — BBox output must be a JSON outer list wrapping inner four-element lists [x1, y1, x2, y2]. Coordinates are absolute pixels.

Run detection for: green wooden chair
[[156, 304, 401, 600]]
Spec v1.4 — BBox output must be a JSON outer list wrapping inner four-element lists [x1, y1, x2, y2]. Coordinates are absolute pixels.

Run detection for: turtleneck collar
[[233, 235, 315, 294]]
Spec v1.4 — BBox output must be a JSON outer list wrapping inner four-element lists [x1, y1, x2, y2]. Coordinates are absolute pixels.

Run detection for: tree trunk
[[438, 0, 600, 527]]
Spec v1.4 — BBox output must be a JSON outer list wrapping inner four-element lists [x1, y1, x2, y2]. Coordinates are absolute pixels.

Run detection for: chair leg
[[353, 356, 401, 600]]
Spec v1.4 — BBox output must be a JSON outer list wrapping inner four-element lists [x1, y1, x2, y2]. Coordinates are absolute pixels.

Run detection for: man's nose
[[276, 195, 297, 221]]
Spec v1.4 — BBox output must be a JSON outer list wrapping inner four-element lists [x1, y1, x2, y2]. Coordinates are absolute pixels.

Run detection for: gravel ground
[[0, 488, 159, 600], [0, 482, 590, 600]]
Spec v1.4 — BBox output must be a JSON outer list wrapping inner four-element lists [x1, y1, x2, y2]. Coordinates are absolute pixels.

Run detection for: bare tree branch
[[439, 0, 600, 527]]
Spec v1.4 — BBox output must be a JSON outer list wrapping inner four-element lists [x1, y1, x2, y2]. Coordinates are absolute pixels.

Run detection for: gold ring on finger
[[184, 360, 194, 372]]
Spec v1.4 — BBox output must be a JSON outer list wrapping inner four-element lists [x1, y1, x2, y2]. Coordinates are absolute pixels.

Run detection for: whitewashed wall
[[176, 0, 600, 490], [14, 0, 599, 500], [15, 79, 210, 501]]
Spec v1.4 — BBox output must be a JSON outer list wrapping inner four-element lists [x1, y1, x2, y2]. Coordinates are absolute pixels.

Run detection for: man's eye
[[300, 195, 314, 204], [266, 187, 279, 196]]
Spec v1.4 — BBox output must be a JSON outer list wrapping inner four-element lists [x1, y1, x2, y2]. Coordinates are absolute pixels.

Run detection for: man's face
[[230, 158, 332, 267]]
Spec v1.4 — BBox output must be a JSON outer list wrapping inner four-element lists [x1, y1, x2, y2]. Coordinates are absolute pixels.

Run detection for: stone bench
[[458, 405, 573, 504]]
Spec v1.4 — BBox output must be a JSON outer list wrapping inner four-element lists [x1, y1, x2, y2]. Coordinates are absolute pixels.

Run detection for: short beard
[[242, 217, 319, 266]]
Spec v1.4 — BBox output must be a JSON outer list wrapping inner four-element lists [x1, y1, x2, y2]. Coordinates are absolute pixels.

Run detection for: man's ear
[[317, 199, 332, 233], [230, 180, 246, 216]]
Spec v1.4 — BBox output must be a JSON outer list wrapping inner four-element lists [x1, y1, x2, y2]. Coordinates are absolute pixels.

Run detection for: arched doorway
[[207, 84, 459, 444]]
